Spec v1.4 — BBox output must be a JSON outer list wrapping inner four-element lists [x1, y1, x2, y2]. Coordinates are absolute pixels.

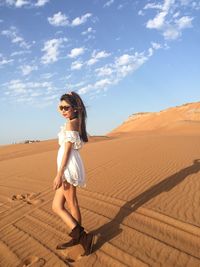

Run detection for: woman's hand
[[53, 174, 63, 190]]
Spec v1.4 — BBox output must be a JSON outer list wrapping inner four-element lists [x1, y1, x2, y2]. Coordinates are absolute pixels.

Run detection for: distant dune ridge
[[0, 101, 200, 266], [108, 101, 200, 136]]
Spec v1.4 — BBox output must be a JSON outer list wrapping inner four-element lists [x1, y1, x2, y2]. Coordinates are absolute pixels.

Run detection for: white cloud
[[173, 12, 180, 18], [104, 0, 114, 8], [145, 0, 194, 40], [87, 58, 97, 66], [115, 54, 132, 66], [163, 16, 193, 40], [176, 16, 193, 29], [2, 0, 29, 7], [35, 0, 49, 7], [71, 13, 92, 26], [95, 66, 113, 77], [0, 55, 13, 66], [82, 27, 95, 35], [1, 0, 49, 8], [44, 94, 59, 100], [78, 78, 115, 95], [6, 79, 26, 94], [1, 26, 30, 49], [11, 50, 31, 57], [179, 0, 192, 5], [146, 12, 166, 30], [78, 47, 156, 95], [192, 1, 200, 10], [146, 0, 175, 30], [5, 79, 53, 95], [30, 92, 43, 97], [48, 12, 92, 27], [138, 10, 145, 16], [95, 51, 111, 59], [83, 34, 96, 42], [4, 0, 16, 4], [3, 79, 57, 106], [163, 27, 180, 40], [41, 73, 56, 79], [94, 78, 112, 89], [48, 12, 69, 26], [71, 61, 84, 70], [77, 85, 92, 95], [15, 0, 28, 7], [12, 35, 25, 43], [87, 50, 110, 65], [151, 42, 162, 49], [41, 38, 67, 64], [68, 47, 85, 58], [20, 64, 38, 76], [67, 81, 86, 90], [114, 52, 148, 78], [144, 3, 162, 10]]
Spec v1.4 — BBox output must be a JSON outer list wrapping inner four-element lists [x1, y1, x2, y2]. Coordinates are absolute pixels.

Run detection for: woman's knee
[[51, 202, 58, 213], [63, 183, 78, 209], [52, 201, 64, 214], [68, 197, 79, 211], [52, 186, 66, 213]]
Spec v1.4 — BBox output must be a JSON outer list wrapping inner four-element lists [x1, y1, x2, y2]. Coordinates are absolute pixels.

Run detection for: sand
[[109, 102, 200, 136], [0, 103, 200, 266]]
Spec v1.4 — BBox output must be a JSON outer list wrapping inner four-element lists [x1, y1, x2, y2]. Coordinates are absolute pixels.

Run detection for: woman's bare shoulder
[[65, 118, 79, 131]]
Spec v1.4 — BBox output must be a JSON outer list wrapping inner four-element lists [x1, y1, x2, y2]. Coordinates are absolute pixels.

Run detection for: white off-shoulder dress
[[57, 123, 86, 187]]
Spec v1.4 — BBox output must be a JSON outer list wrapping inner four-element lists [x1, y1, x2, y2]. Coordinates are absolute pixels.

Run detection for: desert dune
[[0, 102, 200, 266], [108, 101, 200, 136]]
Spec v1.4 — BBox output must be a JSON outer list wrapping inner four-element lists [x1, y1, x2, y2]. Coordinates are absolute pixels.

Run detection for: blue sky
[[0, 0, 200, 145]]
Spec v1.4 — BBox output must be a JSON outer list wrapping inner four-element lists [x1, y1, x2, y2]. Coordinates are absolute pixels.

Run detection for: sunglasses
[[59, 105, 71, 111]]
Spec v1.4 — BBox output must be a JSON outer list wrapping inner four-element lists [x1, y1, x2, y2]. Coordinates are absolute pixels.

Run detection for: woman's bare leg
[[53, 182, 94, 253], [62, 181, 82, 225], [52, 185, 77, 230]]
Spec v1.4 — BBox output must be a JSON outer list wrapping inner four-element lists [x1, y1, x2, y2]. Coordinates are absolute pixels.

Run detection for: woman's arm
[[53, 119, 79, 190], [53, 142, 73, 190], [58, 118, 79, 175], [57, 141, 73, 176]]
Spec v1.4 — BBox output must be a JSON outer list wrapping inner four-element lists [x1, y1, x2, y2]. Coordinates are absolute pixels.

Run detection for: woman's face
[[58, 100, 76, 120]]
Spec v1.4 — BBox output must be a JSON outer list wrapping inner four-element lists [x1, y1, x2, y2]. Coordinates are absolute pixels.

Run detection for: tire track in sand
[[77, 189, 200, 265], [0, 224, 67, 267], [21, 211, 147, 267]]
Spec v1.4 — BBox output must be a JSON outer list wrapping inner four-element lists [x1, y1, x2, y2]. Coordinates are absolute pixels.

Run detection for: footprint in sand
[[11, 193, 44, 205], [60, 245, 84, 263], [17, 256, 46, 267], [59, 235, 98, 263]]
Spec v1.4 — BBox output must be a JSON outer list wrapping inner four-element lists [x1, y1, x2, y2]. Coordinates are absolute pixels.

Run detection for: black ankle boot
[[57, 223, 94, 255], [56, 224, 84, 250], [79, 230, 94, 256]]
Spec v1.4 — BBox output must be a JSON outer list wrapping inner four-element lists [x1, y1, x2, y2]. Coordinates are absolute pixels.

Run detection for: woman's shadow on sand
[[92, 159, 200, 252]]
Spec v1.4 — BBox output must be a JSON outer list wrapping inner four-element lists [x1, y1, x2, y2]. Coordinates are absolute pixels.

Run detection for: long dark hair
[[60, 91, 88, 142]]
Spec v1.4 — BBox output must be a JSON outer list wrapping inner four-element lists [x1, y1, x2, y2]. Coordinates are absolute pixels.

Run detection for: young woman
[[52, 91, 94, 255]]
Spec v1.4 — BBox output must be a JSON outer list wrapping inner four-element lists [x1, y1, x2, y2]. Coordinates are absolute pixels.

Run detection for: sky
[[0, 0, 200, 145]]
